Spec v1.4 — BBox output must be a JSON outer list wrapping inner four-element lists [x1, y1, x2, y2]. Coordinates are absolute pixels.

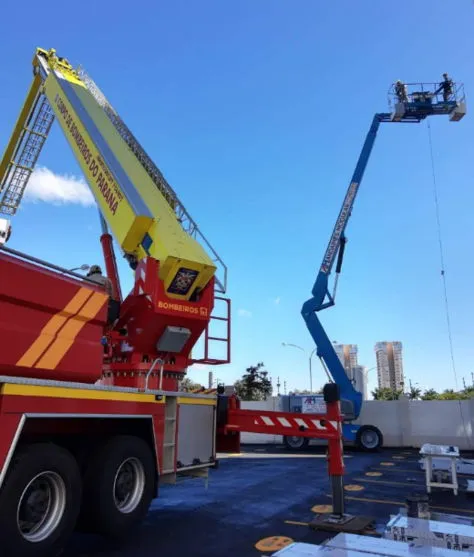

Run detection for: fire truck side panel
[[0, 382, 165, 481], [0, 413, 23, 485], [0, 382, 219, 486], [0, 251, 108, 383], [176, 399, 216, 469]]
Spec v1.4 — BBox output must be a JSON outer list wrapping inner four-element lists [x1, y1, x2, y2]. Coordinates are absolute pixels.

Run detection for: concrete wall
[[355, 400, 404, 447], [240, 396, 474, 450]]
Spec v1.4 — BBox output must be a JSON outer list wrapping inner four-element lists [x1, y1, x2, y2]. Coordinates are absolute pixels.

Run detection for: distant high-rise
[[333, 344, 358, 379], [375, 341, 404, 391], [333, 343, 359, 390], [352, 365, 369, 401]]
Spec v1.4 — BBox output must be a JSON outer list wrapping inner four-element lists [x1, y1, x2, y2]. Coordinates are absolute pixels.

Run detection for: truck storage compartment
[[0, 249, 108, 383]]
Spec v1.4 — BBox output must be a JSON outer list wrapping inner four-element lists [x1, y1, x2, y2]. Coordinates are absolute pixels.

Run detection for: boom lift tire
[[80, 435, 155, 539], [283, 436, 310, 451], [0, 443, 82, 557], [356, 425, 383, 451]]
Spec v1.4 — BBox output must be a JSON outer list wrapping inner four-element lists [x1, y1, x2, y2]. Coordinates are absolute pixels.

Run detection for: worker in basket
[[395, 80, 408, 103], [86, 265, 120, 327], [435, 73, 454, 102]]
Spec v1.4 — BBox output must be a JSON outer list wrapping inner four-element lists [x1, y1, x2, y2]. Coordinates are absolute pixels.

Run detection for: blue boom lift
[[282, 79, 466, 451]]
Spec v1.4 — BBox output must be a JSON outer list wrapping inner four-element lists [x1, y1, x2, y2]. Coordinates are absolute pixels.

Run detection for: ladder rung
[[9, 163, 33, 172], [163, 442, 176, 448], [161, 468, 175, 474], [210, 316, 228, 322], [208, 336, 228, 342], [24, 128, 48, 139], [165, 417, 176, 421]]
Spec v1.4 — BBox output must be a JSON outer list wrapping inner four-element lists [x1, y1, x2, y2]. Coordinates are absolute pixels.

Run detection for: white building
[[375, 341, 404, 391], [352, 365, 368, 400], [333, 344, 369, 399], [333, 343, 358, 379]]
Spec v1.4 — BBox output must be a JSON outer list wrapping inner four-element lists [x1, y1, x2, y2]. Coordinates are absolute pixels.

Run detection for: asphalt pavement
[[67, 445, 474, 557]]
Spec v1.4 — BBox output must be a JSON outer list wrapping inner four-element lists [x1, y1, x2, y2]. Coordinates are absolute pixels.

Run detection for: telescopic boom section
[[0, 48, 226, 300], [302, 80, 466, 418]]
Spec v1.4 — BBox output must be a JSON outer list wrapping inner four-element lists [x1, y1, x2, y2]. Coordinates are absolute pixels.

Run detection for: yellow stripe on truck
[[35, 291, 108, 370], [177, 397, 216, 406], [1, 383, 162, 404], [16, 288, 93, 368]]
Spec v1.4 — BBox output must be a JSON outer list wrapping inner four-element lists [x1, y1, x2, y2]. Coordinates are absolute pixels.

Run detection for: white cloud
[[237, 308, 252, 318], [24, 166, 95, 207], [274, 296, 281, 305]]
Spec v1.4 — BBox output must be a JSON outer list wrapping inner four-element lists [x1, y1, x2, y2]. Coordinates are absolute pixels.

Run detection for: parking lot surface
[[68, 445, 474, 556]]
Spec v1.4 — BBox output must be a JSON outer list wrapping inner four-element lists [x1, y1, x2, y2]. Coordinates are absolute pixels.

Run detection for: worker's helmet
[[88, 264, 102, 276], [396, 80, 402, 84], [443, 73, 448, 78]]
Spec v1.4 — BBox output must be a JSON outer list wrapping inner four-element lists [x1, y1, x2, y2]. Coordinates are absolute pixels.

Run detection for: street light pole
[[282, 342, 315, 393], [309, 348, 316, 394]]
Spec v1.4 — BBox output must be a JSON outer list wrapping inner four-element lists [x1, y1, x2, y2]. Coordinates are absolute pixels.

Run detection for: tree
[[179, 377, 203, 392], [438, 389, 469, 400], [371, 387, 403, 401], [408, 385, 422, 400], [421, 388, 439, 401], [234, 362, 272, 401], [291, 388, 323, 395]]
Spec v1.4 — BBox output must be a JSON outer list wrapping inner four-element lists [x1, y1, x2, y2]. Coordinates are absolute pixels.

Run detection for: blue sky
[[2, 1, 474, 396]]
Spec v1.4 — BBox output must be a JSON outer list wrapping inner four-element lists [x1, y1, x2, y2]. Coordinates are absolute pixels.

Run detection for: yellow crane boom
[[0, 48, 226, 300]]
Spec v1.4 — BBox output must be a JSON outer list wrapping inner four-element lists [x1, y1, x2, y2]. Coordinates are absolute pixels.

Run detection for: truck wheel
[[283, 436, 310, 451], [356, 425, 383, 451], [81, 435, 155, 538], [0, 443, 81, 557]]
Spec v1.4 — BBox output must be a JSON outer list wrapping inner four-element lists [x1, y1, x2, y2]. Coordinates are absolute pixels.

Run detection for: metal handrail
[[1, 246, 98, 285], [144, 358, 164, 392], [387, 81, 465, 111]]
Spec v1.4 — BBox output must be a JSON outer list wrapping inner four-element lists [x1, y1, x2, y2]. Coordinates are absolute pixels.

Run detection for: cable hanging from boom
[[427, 120, 458, 386], [427, 120, 471, 447]]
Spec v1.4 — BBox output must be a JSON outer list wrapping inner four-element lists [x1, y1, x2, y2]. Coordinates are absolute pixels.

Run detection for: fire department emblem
[[168, 267, 198, 295]]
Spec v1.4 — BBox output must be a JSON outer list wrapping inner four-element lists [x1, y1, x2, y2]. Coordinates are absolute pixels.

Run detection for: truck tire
[[0, 443, 81, 557], [356, 425, 383, 451], [283, 436, 310, 451], [80, 435, 155, 538]]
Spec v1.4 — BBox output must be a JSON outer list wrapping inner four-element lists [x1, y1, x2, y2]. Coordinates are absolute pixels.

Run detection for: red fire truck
[[0, 48, 345, 557]]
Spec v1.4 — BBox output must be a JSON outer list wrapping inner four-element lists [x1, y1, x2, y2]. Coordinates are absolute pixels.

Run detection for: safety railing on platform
[[387, 81, 466, 111]]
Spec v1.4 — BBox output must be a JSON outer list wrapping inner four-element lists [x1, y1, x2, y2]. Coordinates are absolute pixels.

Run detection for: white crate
[[385, 514, 474, 551], [272, 543, 372, 556], [327, 532, 474, 556]]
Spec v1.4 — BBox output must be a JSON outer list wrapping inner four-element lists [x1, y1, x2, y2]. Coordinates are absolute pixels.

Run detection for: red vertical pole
[[326, 399, 345, 477], [324, 384, 345, 517], [100, 233, 122, 302]]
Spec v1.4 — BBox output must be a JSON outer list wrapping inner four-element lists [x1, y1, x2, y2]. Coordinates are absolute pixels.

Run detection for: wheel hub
[[361, 429, 379, 449], [17, 471, 66, 543], [113, 457, 146, 514]]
